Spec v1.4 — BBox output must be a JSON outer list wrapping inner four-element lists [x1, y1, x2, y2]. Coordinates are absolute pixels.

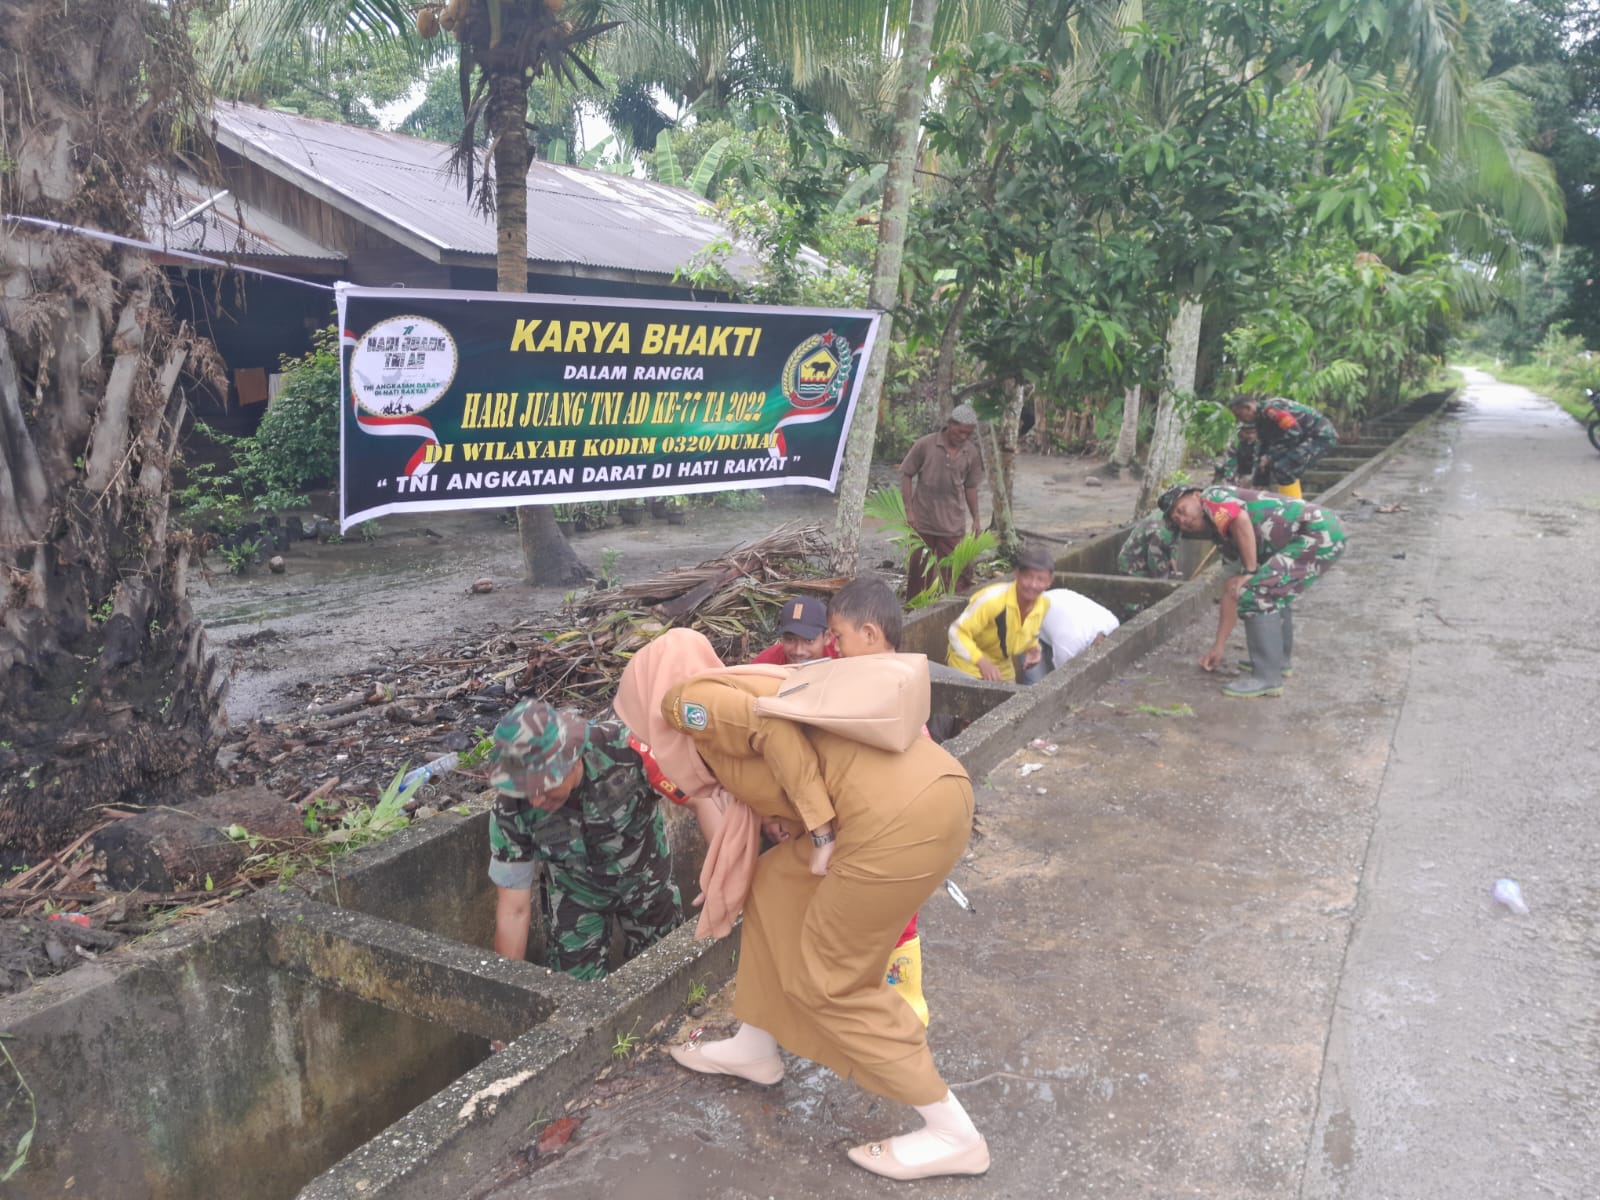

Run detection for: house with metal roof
[[164, 102, 752, 422]]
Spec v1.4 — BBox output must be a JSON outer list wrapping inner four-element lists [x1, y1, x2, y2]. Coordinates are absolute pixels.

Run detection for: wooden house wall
[[219, 149, 450, 289]]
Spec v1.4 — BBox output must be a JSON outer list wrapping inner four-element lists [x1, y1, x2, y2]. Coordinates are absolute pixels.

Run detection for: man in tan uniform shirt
[[899, 402, 985, 599]]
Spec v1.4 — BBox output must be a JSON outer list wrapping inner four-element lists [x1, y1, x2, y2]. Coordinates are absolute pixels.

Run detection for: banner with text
[[336, 284, 881, 530]]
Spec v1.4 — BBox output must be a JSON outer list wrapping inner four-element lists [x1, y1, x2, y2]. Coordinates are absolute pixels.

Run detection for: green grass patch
[[1135, 702, 1195, 718]]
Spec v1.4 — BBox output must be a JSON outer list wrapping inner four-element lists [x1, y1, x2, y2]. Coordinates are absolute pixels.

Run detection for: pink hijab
[[614, 628, 787, 939]]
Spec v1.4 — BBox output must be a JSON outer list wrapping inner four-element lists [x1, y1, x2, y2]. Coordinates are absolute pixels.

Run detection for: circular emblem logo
[[782, 331, 854, 410], [349, 315, 458, 416]]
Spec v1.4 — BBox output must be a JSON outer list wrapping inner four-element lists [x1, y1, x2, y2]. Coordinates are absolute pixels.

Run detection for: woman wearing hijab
[[614, 629, 987, 1181]]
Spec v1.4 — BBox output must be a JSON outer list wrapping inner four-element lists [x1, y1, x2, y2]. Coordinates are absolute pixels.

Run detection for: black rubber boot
[[1224, 612, 1285, 698]]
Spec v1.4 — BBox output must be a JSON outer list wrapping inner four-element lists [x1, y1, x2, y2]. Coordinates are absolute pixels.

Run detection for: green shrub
[[248, 326, 342, 495]]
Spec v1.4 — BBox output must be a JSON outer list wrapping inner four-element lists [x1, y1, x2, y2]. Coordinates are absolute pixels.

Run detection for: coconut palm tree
[[202, 0, 936, 582], [1, 0, 227, 848]]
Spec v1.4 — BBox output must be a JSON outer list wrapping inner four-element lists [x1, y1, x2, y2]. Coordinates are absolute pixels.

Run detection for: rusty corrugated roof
[[212, 102, 755, 282]]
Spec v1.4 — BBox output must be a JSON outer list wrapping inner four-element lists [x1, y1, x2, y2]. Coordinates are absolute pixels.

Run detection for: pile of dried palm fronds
[[532, 520, 842, 702], [215, 522, 842, 808]]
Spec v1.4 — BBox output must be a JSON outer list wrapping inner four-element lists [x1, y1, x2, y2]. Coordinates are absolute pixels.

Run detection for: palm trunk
[[0, 0, 224, 849], [1110, 383, 1141, 472], [830, 0, 938, 574], [488, 69, 586, 585], [1137, 297, 1204, 516]]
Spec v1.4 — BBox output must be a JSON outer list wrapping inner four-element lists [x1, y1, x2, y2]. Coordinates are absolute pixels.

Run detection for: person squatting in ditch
[[614, 629, 989, 1182], [487, 699, 682, 979], [946, 542, 1054, 682], [1118, 507, 1183, 580], [749, 595, 840, 665], [1160, 484, 1348, 698]]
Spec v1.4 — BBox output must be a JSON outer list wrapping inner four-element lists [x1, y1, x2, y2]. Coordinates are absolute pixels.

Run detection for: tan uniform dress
[[665, 673, 974, 1106]]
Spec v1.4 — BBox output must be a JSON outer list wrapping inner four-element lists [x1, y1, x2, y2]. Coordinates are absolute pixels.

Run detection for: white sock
[[702, 1022, 778, 1065], [887, 1090, 982, 1166]]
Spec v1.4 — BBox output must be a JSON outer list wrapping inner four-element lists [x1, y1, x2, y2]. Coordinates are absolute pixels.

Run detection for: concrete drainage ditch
[[0, 393, 1446, 1199]]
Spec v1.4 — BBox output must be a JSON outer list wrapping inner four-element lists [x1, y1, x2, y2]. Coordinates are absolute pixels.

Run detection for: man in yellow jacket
[[946, 543, 1054, 682]]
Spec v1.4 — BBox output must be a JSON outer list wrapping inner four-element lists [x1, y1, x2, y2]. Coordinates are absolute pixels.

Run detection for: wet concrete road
[[461, 371, 1600, 1199]]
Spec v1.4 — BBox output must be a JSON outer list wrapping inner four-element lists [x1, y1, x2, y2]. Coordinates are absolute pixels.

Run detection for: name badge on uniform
[[680, 701, 708, 731]]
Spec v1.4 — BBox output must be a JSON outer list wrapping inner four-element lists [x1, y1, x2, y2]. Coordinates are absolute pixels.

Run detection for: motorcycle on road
[[1588, 388, 1600, 454]]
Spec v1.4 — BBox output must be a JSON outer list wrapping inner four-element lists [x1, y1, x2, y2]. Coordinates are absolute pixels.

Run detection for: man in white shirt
[[1021, 588, 1120, 683]]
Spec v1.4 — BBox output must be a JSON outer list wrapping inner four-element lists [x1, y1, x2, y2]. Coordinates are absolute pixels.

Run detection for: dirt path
[[194, 454, 1143, 722]]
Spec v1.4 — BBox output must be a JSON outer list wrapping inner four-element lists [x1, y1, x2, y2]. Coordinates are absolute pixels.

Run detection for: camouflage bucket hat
[[490, 699, 587, 799]]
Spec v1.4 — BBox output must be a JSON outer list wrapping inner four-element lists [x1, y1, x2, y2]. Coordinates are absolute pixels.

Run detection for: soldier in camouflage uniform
[[1161, 485, 1347, 697], [1117, 509, 1183, 579], [1228, 396, 1338, 499], [488, 698, 682, 980], [1214, 424, 1266, 486]]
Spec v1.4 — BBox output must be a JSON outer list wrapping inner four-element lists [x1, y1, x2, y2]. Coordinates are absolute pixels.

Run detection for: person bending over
[[1160, 485, 1347, 698]]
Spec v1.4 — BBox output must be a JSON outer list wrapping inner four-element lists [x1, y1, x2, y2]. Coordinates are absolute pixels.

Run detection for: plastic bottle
[[1491, 878, 1529, 915], [399, 752, 459, 796]]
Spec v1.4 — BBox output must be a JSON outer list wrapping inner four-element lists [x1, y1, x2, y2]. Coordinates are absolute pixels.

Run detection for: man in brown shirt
[[899, 403, 985, 599]]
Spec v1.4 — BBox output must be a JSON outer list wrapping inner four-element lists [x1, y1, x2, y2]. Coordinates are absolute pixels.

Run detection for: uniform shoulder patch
[[681, 701, 709, 731]]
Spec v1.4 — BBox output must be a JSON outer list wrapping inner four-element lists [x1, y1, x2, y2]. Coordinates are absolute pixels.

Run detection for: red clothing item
[[895, 910, 919, 947], [750, 640, 842, 665]]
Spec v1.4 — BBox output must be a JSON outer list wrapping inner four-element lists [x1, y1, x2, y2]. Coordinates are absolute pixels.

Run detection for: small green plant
[[90, 597, 115, 625], [611, 1018, 641, 1060], [598, 547, 624, 588], [321, 768, 412, 850], [458, 733, 495, 770], [1135, 702, 1195, 718], [220, 538, 262, 575], [685, 979, 708, 1008], [0, 1034, 37, 1182], [360, 520, 380, 542], [865, 484, 1001, 607]]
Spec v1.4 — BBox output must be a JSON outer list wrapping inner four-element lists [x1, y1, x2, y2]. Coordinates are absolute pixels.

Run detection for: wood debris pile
[[220, 521, 841, 807]]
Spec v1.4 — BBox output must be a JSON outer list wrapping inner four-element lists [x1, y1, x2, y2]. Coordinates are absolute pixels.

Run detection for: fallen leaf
[[536, 1116, 581, 1156]]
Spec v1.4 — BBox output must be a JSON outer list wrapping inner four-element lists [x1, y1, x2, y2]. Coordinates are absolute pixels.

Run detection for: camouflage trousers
[[1237, 513, 1347, 616], [1267, 426, 1338, 484], [543, 873, 682, 981]]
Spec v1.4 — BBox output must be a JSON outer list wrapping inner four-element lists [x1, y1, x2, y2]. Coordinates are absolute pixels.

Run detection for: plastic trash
[[399, 752, 460, 796], [1491, 878, 1529, 915], [1019, 762, 1044, 777], [944, 879, 977, 914]]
